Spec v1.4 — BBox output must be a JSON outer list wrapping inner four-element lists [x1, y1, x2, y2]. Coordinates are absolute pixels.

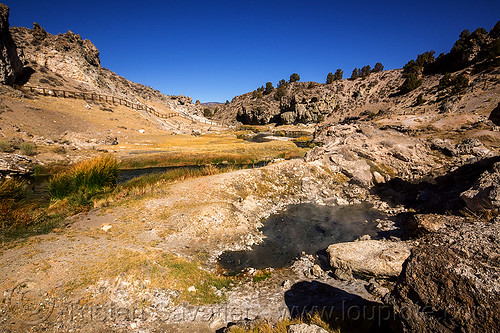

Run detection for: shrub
[[451, 74, 469, 94], [438, 73, 453, 90], [0, 178, 28, 200], [438, 73, 469, 94], [49, 154, 118, 200], [399, 73, 422, 94], [252, 90, 263, 99], [275, 85, 287, 100], [0, 140, 12, 152], [416, 93, 425, 105], [307, 81, 317, 89], [289, 73, 300, 83], [203, 108, 212, 118], [20, 142, 36, 156], [326, 72, 334, 84]]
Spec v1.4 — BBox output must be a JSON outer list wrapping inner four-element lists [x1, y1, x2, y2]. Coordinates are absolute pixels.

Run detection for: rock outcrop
[[460, 161, 500, 212], [0, 153, 34, 179], [9, 23, 202, 117], [305, 124, 440, 184], [388, 218, 500, 332], [327, 240, 411, 280], [0, 4, 23, 85]]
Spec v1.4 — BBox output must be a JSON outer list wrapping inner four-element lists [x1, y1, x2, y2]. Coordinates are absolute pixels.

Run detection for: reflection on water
[[218, 203, 384, 274]]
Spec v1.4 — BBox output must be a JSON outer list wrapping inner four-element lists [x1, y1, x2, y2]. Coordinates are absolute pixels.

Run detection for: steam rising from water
[[218, 203, 384, 274]]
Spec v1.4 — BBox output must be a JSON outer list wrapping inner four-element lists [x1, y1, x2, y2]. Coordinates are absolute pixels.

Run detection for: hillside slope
[[209, 21, 500, 128]]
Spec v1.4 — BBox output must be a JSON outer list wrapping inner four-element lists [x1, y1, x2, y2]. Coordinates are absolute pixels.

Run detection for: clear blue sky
[[3, 1, 500, 102]]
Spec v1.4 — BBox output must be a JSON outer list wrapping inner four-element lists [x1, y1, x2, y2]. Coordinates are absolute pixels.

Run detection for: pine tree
[[289, 73, 300, 83], [334, 69, 343, 80], [373, 62, 384, 73], [351, 68, 359, 79], [326, 72, 334, 84]]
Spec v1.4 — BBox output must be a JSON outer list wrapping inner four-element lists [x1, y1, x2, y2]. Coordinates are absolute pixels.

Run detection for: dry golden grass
[[117, 133, 307, 169]]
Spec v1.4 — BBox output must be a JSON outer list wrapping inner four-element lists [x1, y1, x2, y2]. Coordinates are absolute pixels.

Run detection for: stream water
[[218, 203, 384, 274]]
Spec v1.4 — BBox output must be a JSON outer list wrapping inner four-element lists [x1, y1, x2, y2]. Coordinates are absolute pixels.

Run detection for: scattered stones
[[0, 153, 34, 179], [327, 240, 411, 279], [103, 136, 118, 145], [310, 264, 324, 279]]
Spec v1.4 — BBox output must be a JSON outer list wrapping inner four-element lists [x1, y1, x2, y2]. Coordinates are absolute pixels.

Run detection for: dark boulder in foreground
[[388, 218, 500, 332], [489, 102, 500, 126]]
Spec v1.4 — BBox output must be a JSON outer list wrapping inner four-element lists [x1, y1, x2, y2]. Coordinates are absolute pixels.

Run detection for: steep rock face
[[0, 4, 23, 85], [388, 219, 500, 332], [11, 25, 101, 86], [218, 70, 403, 125], [9, 23, 201, 115]]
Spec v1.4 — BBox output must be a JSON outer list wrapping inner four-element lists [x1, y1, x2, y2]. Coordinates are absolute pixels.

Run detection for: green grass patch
[[252, 270, 272, 282], [67, 250, 233, 305]]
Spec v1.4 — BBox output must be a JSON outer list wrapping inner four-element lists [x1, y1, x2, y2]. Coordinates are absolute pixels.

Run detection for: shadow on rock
[[284, 281, 393, 333], [371, 156, 500, 214]]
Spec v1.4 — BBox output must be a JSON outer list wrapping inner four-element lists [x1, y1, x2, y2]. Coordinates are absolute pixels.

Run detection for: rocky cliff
[[9, 22, 200, 115], [0, 4, 22, 85], [210, 21, 500, 126]]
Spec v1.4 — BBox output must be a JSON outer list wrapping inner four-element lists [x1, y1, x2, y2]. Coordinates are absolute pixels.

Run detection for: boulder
[[430, 138, 457, 156], [329, 149, 373, 187], [0, 4, 23, 85], [388, 219, 500, 332], [460, 162, 500, 212], [327, 240, 411, 280], [489, 102, 500, 126]]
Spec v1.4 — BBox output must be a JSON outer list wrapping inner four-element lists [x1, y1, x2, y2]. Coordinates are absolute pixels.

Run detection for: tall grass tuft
[[49, 154, 118, 200], [0, 178, 28, 199], [20, 142, 36, 156]]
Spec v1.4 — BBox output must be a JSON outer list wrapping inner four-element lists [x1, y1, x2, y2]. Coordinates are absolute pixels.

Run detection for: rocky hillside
[[9, 23, 200, 116], [209, 21, 500, 126]]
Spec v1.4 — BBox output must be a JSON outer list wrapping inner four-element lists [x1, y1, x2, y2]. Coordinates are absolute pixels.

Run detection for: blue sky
[[3, 0, 500, 102]]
